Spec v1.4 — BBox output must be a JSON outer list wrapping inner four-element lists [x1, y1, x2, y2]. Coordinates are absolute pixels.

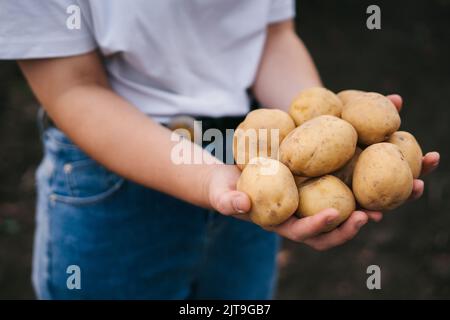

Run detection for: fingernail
[[232, 198, 245, 214], [432, 152, 440, 160]]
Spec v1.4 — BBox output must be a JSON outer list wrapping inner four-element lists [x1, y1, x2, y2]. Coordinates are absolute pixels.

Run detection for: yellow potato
[[341, 92, 401, 145], [289, 87, 343, 126], [353, 143, 413, 211], [233, 109, 295, 170], [237, 157, 299, 227], [337, 89, 366, 105], [279, 115, 357, 177], [297, 175, 355, 232], [388, 131, 423, 178], [332, 147, 363, 186]]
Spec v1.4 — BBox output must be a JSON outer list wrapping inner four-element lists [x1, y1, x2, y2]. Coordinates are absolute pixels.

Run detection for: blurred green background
[[1, 0, 449, 299]]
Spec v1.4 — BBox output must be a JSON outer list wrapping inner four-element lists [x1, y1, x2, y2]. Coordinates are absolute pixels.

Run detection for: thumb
[[212, 190, 251, 216]]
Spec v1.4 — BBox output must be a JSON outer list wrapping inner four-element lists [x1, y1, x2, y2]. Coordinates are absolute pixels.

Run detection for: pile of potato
[[233, 87, 423, 230]]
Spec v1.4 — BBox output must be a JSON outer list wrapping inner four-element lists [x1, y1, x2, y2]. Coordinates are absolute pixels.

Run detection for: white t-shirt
[[0, 0, 295, 122]]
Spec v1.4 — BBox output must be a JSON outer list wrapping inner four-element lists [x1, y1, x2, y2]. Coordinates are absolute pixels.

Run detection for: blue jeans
[[32, 126, 279, 299]]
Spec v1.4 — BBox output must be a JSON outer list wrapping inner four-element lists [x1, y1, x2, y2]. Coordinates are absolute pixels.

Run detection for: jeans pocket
[[51, 158, 125, 205], [43, 129, 125, 205]]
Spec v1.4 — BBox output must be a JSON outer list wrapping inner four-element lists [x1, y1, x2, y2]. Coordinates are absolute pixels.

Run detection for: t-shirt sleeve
[[0, 0, 97, 59], [268, 0, 296, 23]]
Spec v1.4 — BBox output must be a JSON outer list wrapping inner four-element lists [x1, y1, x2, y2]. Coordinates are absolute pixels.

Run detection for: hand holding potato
[[214, 90, 440, 252], [206, 154, 439, 252], [205, 164, 369, 251]]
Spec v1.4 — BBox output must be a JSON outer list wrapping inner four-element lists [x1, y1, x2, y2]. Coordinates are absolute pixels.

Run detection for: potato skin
[[289, 87, 343, 126], [279, 115, 357, 177], [233, 109, 295, 170], [337, 89, 366, 105], [341, 92, 401, 145], [297, 175, 355, 232], [388, 131, 423, 178], [353, 143, 413, 211], [332, 147, 363, 186], [237, 158, 299, 227]]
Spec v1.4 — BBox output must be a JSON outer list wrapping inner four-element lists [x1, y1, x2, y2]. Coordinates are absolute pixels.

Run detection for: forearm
[[253, 21, 322, 111], [45, 84, 221, 208]]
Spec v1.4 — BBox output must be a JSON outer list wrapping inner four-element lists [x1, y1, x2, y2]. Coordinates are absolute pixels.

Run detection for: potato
[[233, 109, 295, 170], [237, 157, 299, 227], [289, 87, 343, 126], [279, 115, 357, 177], [337, 89, 366, 105], [332, 147, 363, 186], [388, 131, 423, 178], [353, 143, 413, 211], [297, 175, 355, 232], [341, 92, 401, 145]]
